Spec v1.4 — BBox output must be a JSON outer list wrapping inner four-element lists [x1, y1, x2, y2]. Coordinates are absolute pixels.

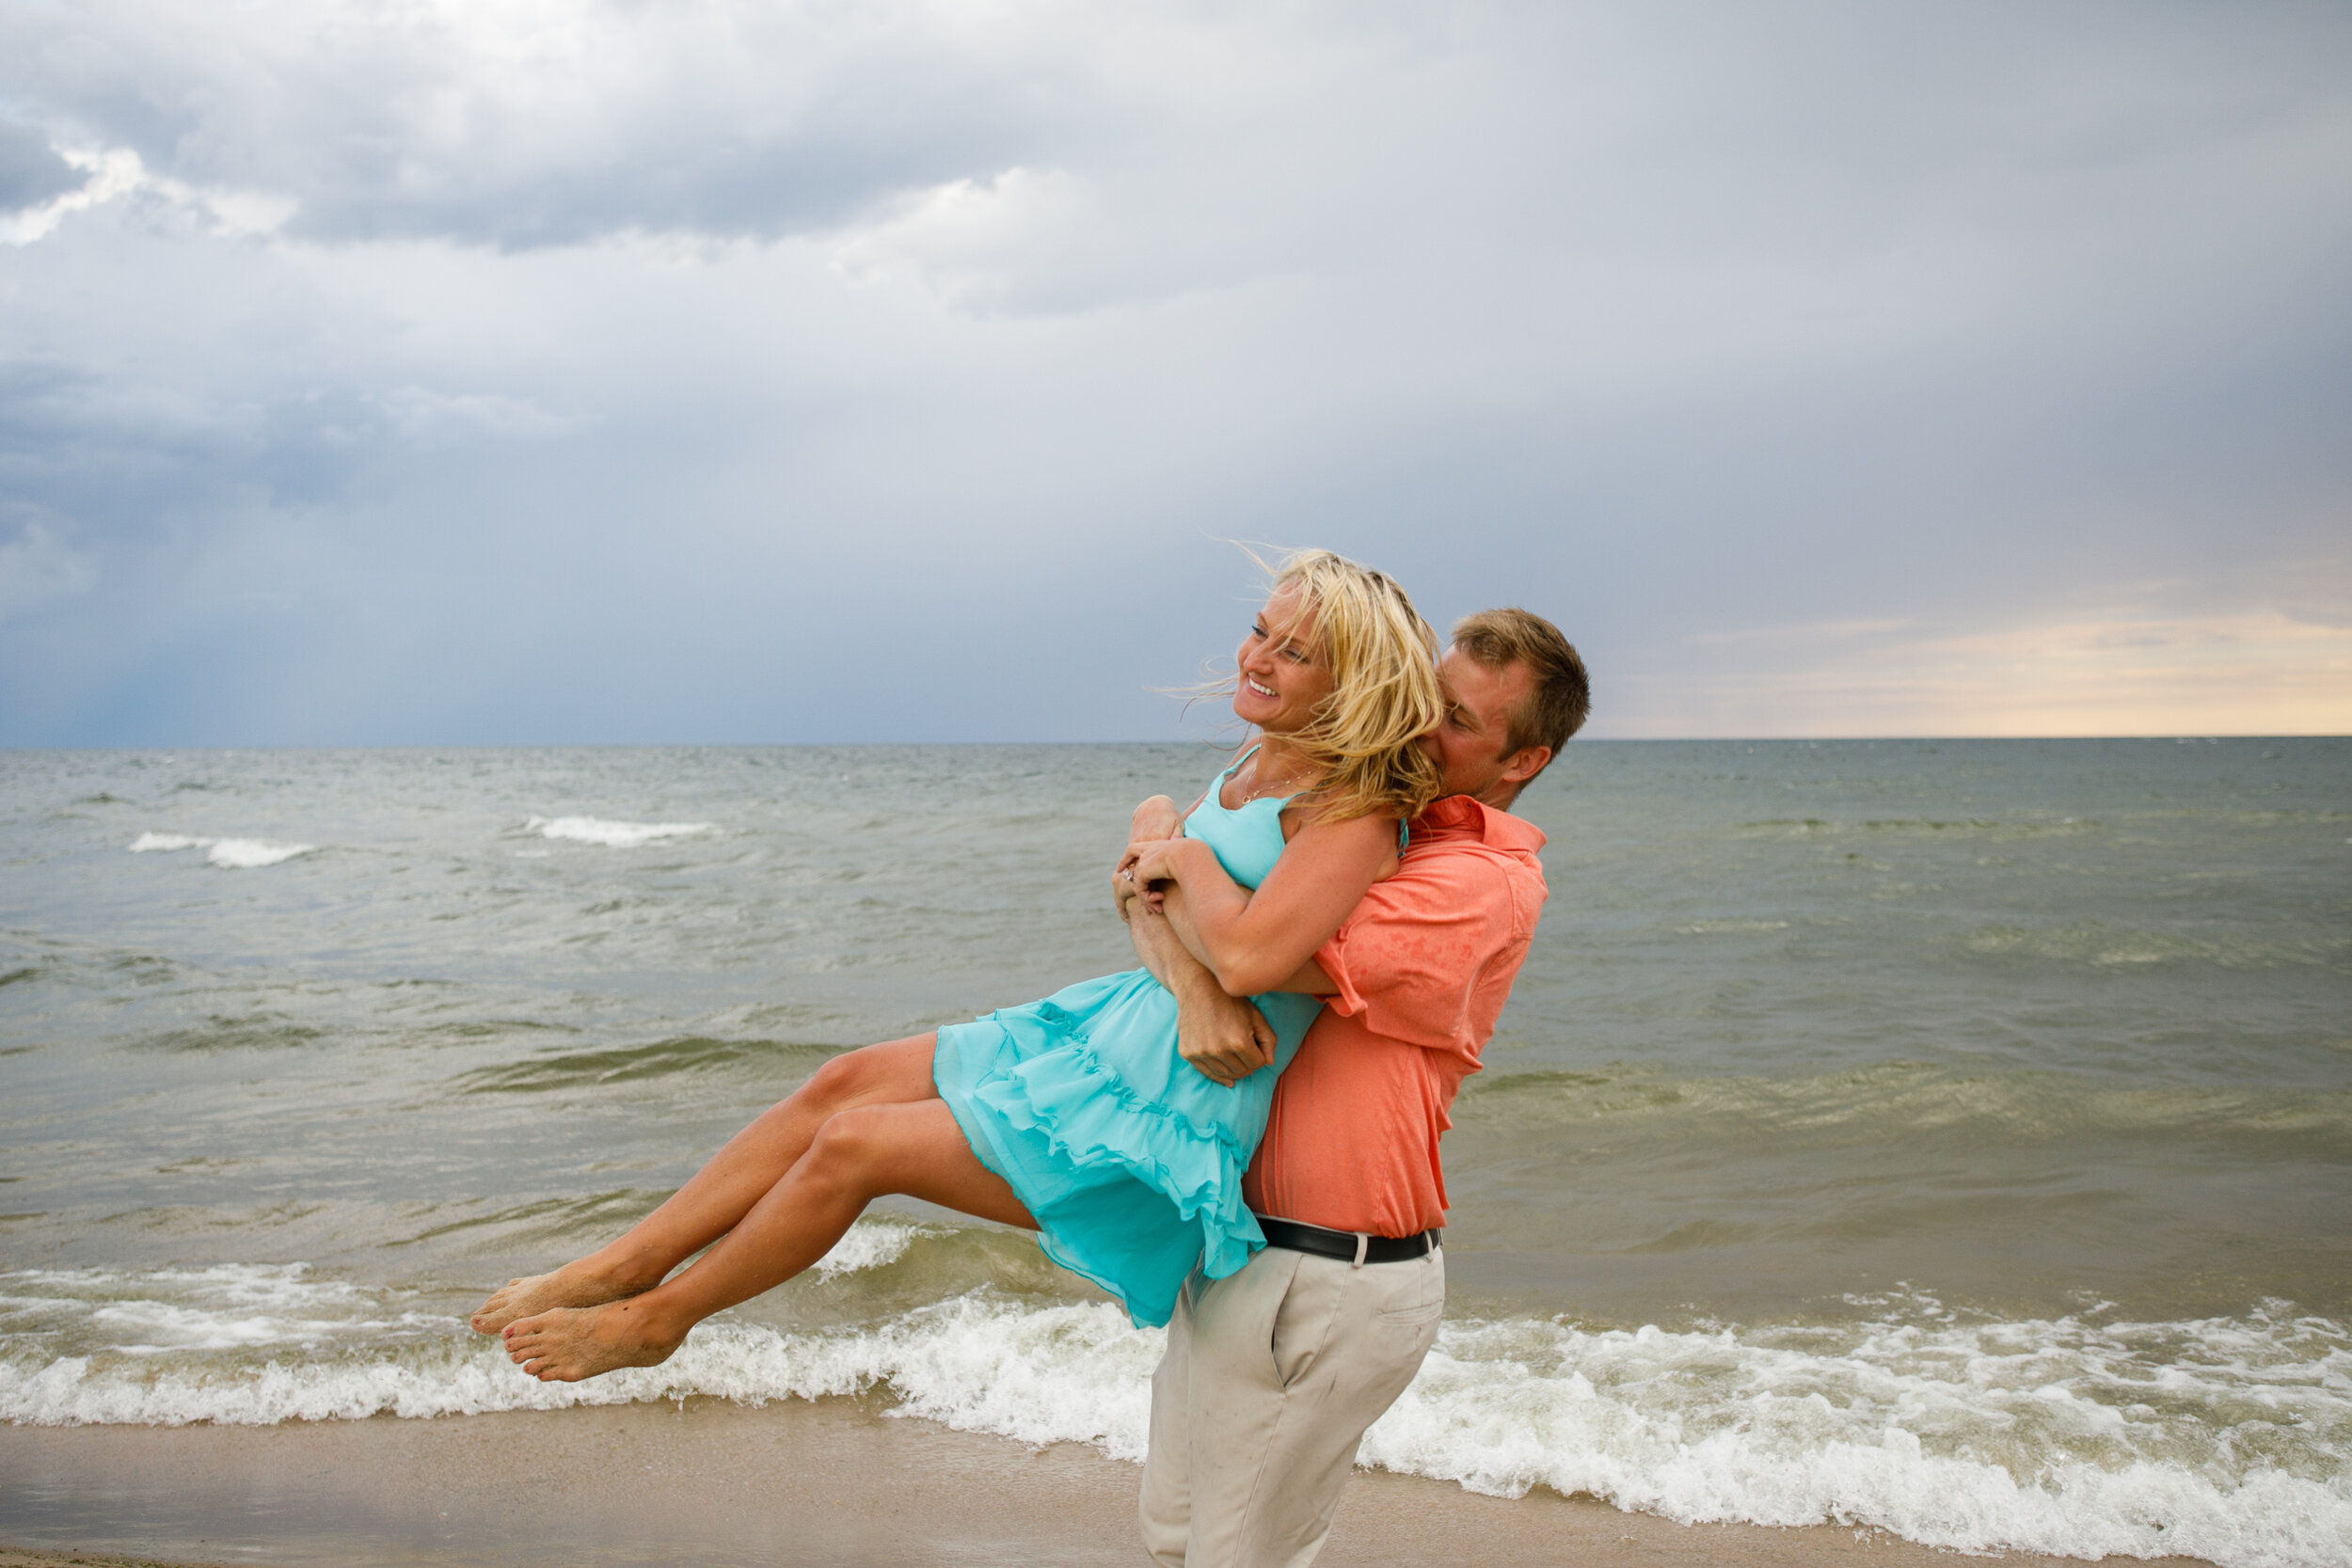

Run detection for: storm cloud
[[1, 0, 2346, 742]]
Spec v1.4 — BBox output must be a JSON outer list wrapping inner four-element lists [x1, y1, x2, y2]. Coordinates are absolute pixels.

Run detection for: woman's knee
[[793, 1034, 934, 1117], [804, 1105, 903, 1190], [795, 1052, 866, 1114]]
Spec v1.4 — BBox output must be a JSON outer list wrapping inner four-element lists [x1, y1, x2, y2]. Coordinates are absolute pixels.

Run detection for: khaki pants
[[1138, 1243, 1445, 1568]]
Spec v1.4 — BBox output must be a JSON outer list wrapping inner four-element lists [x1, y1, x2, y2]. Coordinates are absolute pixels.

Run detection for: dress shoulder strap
[[1199, 744, 1263, 816]]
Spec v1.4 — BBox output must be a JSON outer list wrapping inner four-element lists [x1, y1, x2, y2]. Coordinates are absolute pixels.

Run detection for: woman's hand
[[1113, 796, 1185, 920], [1124, 836, 1217, 914], [1112, 859, 1149, 924]]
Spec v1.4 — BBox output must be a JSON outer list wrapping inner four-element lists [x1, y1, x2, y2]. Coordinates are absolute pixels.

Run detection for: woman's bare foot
[[502, 1299, 687, 1382], [469, 1260, 648, 1336]]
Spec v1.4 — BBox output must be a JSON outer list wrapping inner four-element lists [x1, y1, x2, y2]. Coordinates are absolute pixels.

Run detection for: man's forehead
[[1441, 648, 1530, 705]]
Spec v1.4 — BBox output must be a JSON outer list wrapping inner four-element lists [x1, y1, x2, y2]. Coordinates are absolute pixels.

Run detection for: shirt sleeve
[[1313, 850, 1518, 1059]]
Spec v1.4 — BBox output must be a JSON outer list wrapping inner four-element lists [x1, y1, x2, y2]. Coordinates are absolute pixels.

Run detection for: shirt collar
[[1410, 794, 1547, 853]]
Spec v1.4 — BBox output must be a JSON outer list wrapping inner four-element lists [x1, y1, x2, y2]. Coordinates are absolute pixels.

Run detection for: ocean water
[[1, 740, 2346, 1566]]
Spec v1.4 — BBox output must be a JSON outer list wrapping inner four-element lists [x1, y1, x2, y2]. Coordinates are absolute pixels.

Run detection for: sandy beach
[[0, 1395, 2219, 1568]]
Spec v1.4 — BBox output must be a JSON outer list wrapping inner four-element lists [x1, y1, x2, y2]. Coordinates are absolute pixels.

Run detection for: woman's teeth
[[1247, 678, 1277, 697]]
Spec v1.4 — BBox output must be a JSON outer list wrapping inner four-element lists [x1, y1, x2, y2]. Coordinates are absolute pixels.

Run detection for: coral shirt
[[1242, 796, 1549, 1238]]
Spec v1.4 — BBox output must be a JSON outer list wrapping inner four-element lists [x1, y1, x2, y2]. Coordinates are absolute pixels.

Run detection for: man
[[1118, 608, 1590, 1568]]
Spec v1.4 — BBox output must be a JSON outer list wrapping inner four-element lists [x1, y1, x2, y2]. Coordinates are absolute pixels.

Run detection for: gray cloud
[[0, 0, 1080, 247], [0, 1, 2347, 742], [0, 119, 80, 211]]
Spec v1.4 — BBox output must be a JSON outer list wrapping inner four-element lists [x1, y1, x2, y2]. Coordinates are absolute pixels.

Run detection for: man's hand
[[1124, 871, 1276, 1086], [1170, 962, 1277, 1086]]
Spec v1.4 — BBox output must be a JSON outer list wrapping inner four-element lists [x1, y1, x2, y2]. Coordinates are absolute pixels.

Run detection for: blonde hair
[[1234, 547, 1446, 823]]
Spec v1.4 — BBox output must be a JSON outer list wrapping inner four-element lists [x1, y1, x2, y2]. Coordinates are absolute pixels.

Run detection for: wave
[[3, 1267, 2344, 1568], [811, 1217, 941, 1281], [524, 816, 716, 847], [450, 1036, 839, 1094], [1365, 1301, 2350, 1568], [1457, 1062, 2352, 1145], [1736, 816, 2104, 840], [1962, 921, 2349, 973], [126, 832, 315, 869], [128, 1013, 328, 1053]]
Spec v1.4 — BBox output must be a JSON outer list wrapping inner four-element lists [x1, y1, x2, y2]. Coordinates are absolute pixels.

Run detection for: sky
[[1, 0, 2347, 744]]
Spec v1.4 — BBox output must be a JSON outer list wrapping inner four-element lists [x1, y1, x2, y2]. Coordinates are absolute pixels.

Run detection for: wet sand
[[0, 1397, 2217, 1568]]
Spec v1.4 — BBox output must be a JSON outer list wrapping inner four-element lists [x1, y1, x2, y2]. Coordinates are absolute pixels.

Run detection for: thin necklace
[[1235, 752, 1301, 805]]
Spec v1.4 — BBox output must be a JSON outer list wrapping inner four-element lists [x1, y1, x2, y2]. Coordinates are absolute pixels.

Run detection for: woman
[[473, 550, 1445, 1381]]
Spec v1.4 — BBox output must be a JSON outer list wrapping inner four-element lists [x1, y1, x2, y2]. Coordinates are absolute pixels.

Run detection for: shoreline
[[0, 1396, 2218, 1568]]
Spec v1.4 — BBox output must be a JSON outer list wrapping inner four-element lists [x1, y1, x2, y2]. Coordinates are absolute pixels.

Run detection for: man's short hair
[[1452, 608, 1591, 760]]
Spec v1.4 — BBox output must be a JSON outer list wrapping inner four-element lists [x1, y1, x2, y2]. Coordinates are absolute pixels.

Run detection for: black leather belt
[[1257, 1214, 1440, 1266]]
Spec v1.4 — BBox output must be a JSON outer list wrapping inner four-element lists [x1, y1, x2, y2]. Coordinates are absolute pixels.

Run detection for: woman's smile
[[1232, 583, 1333, 734]]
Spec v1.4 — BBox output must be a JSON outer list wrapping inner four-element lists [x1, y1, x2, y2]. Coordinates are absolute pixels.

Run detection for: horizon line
[[4, 734, 2347, 753]]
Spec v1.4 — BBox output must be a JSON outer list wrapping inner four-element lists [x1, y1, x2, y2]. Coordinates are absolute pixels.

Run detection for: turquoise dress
[[932, 751, 1324, 1327]]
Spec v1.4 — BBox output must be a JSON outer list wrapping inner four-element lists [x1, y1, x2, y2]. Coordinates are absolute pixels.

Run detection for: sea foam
[[811, 1217, 940, 1280], [524, 816, 717, 847], [3, 1267, 2344, 1568], [127, 833, 315, 868]]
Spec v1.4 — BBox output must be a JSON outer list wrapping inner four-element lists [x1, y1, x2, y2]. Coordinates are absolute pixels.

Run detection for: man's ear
[[1499, 744, 1551, 785]]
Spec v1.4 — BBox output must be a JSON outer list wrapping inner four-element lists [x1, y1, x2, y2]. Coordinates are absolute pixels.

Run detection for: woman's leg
[[469, 1033, 944, 1333], [502, 1098, 1034, 1381]]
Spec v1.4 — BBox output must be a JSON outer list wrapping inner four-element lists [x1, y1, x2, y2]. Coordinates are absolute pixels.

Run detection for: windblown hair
[[1451, 607, 1591, 763], [1239, 547, 1446, 824]]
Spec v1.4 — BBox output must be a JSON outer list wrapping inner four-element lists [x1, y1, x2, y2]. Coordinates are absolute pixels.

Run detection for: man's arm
[[1173, 835, 1541, 1063], [1122, 883, 1279, 1087]]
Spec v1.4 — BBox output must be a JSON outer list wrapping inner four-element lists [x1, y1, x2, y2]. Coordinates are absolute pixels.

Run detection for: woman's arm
[[1123, 813, 1397, 995]]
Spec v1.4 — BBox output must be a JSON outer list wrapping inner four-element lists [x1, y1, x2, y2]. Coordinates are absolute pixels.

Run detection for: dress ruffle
[[934, 968, 1320, 1327], [930, 752, 1324, 1328]]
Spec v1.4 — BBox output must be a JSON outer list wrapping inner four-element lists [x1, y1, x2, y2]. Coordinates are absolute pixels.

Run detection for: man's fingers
[[1185, 1040, 1251, 1086], [1186, 1052, 1232, 1085], [1208, 1039, 1258, 1083], [1248, 1006, 1278, 1067]]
